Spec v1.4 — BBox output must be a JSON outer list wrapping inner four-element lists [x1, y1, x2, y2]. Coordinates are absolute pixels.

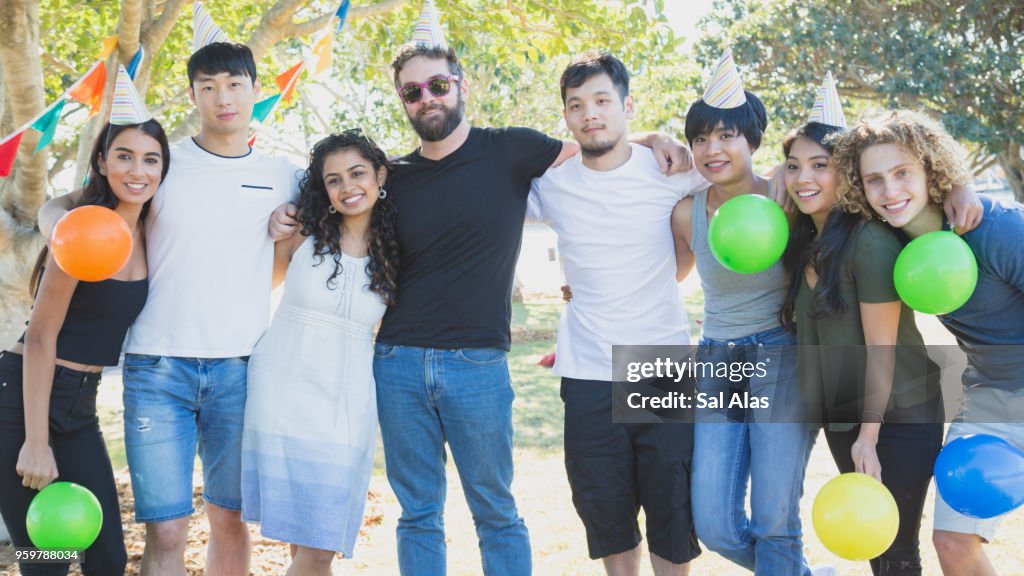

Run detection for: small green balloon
[[26, 482, 103, 551], [708, 194, 789, 274], [894, 230, 978, 314]]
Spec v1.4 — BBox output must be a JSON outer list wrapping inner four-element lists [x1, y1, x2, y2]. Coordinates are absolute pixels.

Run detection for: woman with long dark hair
[[0, 110, 168, 576], [241, 129, 399, 575], [780, 78, 945, 574]]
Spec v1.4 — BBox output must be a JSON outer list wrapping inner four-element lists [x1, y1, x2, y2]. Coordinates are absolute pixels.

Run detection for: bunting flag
[[98, 35, 119, 59], [335, 0, 350, 33], [0, 131, 26, 178], [68, 61, 108, 116], [31, 99, 67, 154], [252, 94, 282, 124], [411, 0, 447, 49], [126, 46, 145, 80], [807, 71, 847, 129], [701, 48, 746, 109], [275, 61, 305, 104], [310, 32, 333, 77], [193, 2, 230, 52], [110, 65, 153, 125], [248, 131, 258, 148]]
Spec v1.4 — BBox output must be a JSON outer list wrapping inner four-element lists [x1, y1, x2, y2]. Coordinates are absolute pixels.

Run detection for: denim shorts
[[122, 354, 248, 522]]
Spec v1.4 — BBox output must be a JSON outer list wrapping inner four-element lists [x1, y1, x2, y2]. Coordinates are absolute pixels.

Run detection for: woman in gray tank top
[[671, 57, 818, 575]]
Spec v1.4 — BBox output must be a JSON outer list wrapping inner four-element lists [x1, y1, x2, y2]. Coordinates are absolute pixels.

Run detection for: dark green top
[[795, 219, 942, 430]]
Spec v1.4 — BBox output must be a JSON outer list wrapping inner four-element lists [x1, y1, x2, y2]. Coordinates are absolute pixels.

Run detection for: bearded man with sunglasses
[[267, 43, 691, 575]]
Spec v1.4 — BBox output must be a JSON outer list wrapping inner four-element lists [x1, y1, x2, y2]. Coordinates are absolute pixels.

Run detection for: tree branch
[[117, 0, 143, 63]]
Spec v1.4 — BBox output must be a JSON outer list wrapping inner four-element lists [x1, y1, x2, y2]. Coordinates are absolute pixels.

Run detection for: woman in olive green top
[[779, 121, 944, 576]]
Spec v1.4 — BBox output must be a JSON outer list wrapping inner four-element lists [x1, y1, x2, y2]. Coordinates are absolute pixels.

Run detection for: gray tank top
[[691, 188, 788, 340]]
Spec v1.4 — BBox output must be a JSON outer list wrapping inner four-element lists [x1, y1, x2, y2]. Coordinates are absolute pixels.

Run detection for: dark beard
[[580, 140, 617, 158], [408, 95, 465, 142]]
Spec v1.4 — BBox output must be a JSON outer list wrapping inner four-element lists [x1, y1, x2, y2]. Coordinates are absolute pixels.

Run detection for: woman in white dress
[[241, 130, 399, 575]]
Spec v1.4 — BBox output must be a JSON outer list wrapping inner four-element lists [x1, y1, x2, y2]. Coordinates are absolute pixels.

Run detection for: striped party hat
[[701, 48, 747, 109], [807, 71, 847, 128], [410, 0, 447, 49], [193, 2, 229, 52], [109, 65, 152, 125]]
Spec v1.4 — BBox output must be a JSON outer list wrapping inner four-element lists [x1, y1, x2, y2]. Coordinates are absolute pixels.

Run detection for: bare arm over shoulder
[[671, 197, 696, 282], [37, 190, 83, 239]]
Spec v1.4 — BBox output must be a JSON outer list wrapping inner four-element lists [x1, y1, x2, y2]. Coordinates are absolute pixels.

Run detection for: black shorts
[[561, 377, 701, 563]]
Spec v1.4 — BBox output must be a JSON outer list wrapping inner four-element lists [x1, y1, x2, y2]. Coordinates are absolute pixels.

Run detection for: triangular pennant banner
[[127, 46, 145, 80], [335, 0, 350, 33], [0, 131, 26, 178], [311, 33, 333, 77], [275, 61, 304, 104], [252, 94, 282, 124], [248, 131, 257, 148], [98, 35, 119, 59], [31, 99, 67, 154], [68, 61, 107, 116]]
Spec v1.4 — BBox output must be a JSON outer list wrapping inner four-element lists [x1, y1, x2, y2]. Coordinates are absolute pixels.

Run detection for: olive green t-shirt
[[795, 219, 942, 429]]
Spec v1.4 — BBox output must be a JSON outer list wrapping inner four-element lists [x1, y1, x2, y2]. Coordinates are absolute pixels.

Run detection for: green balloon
[[894, 230, 978, 314], [708, 194, 789, 274], [26, 482, 103, 551]]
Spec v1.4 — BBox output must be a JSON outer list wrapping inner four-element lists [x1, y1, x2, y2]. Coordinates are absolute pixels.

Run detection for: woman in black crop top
[[0, 119, 168, 576]]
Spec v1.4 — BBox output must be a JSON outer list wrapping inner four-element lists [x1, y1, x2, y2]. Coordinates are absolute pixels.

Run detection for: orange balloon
[[51, 206, 133, 282]]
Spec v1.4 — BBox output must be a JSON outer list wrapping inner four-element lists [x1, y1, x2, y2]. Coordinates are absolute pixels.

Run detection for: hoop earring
[[378, 187, 388, 200], [328, 205, 337, 214]]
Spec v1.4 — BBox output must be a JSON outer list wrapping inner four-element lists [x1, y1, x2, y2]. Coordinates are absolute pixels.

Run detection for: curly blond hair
[[832, 109, 971, 218]]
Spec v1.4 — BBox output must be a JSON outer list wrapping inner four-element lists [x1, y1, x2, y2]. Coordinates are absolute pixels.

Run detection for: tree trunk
[[998, 142, 1024, 203], [0, 0, 46, 349]]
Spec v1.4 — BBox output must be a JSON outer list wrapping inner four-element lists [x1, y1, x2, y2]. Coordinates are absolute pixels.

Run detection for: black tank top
[[19, 276, 148, 366]]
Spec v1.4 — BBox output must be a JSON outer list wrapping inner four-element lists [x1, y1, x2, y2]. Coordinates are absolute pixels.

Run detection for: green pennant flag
[[31, 99, 67, 154], [252, 94, 281, 125]]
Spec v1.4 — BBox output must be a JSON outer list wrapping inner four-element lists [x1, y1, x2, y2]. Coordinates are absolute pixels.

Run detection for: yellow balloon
[[812, 473, 899, 561]]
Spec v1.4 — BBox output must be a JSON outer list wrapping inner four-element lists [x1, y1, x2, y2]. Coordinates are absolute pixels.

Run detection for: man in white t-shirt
[[39, 43, 300, 575], [527, 51, 708, 576]]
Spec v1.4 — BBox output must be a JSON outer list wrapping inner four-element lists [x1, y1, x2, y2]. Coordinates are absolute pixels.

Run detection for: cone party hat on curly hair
[[109, 65, 152, 125], [193, 2, 230, 52], [807, 71, 847, 129], [701, 47, 747, 109], [410, 0, 447, 49]]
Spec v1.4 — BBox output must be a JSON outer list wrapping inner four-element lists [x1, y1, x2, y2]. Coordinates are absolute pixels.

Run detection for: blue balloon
[[934, 434, 1024, 519]]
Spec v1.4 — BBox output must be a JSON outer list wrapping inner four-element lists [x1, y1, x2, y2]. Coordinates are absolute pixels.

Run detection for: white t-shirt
[[126, 137, 301, 358], [527, 144, 709, 381]]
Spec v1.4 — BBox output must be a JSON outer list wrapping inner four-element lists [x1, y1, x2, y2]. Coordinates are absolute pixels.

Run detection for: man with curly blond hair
[[833, 109, 1024, 576]]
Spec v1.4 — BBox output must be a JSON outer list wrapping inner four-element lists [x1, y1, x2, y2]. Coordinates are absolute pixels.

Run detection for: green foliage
[[697, 0, 1023, 168], [35, 0, 690, 162]]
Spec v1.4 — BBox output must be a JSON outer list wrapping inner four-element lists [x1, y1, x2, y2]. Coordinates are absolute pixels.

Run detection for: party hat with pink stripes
[[807, 71, 847, 128], [410, 0, 447, 49], [193, 2, 230, 52], [701, 47, 746, 109], [109, 65, 152, 125]]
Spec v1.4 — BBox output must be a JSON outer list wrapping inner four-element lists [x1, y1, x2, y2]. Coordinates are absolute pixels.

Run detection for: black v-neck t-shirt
[[377, 126, 562, 350]]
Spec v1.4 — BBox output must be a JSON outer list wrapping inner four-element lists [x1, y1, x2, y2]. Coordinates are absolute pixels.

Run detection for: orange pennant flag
[[69, 61, 108, 116], [275, 61, 305, 104], [311, 33, 332, 77], [98, 35, 119, 59]]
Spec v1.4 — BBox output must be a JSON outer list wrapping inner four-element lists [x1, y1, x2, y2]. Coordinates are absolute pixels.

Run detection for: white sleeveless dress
[[241, 236, 386, 556]]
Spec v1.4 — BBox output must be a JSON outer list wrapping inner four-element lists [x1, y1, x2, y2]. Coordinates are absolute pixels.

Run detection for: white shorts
[[933, 386, 1024, 542]]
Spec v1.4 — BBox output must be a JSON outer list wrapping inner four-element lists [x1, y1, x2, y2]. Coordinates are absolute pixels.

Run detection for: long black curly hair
[[296, 129, 399, 305]]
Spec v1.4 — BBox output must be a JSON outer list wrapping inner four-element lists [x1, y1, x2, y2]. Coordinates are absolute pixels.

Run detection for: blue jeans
[[122, 354, 248, 522], [373, 344, 531, 575], [691, 326, 816, 575]]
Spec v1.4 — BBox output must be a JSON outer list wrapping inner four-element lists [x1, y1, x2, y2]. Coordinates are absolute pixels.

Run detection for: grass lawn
[[6, 289, 1024, 575]]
